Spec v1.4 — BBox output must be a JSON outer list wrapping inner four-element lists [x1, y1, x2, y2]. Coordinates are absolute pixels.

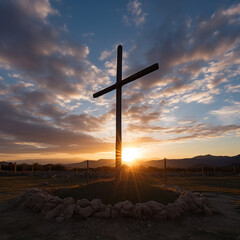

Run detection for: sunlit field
[[1, 169, 240, 240], [0, 170, 239, 203]]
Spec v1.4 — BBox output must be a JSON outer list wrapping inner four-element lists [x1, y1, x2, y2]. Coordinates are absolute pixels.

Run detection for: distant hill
[[143, 154, 240, 168], [64, 154, 240, 169], [3, 158, 82, 165], [2, 154, 239, 169], [65, 159, 115, 169]]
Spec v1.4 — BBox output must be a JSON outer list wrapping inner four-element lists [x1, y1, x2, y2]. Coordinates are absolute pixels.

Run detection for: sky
[[0, 0, 240, 163]]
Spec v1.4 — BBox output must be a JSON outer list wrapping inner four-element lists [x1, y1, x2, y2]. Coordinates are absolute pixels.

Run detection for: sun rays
[[122, 148, 140, 164]]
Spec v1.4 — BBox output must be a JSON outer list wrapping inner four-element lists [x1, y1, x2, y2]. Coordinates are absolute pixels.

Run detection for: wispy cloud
[[225, 84, 240, 93], [129, 2, 240, 98], [83, 32, 94, 38], [0, 99, 113, 154], [123, 0, 147, 26], [0, 0, 107, 100], [210, 101, 240, 124]]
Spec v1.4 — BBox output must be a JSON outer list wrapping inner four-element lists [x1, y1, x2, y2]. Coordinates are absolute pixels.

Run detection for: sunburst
[[122, 148, 140, 164]]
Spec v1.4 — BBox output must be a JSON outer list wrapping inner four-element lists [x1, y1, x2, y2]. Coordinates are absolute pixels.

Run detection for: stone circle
[[17, 185, 214, 223]]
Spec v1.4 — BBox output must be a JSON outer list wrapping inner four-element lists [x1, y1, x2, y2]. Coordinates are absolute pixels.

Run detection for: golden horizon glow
[[122, 147, 141, 164]]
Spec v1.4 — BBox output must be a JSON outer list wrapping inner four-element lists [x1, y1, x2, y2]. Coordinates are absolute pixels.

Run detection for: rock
[[193, 197, 204, 210], [193, 208, 203, 214], [55, 216, 65, 223], [165, 204, 181, 220], [26, 188, 41, 194], [172, 203, 185, 215], [188, 202, 198, 211], [25, 192, 47, 212], [49, 196, 62, 205], [132, 206, 142, 220], [91, 199, 103, 212], [145, 201, 165, 213], [142, 205, 153, 219], [154, 210, 168, 221], [202, 197, 207, 205], [106, 204, 113, 210], [203, 205, 213, 216], [175, 199, 190, 212], [111, 209, 119, 219], [17, 194, 27, 208], [99, 204, 106, 211], [165, 207, 180, 220], [180, 195, 193, 204], [74, 205, 79, 214], [114, 201, 124, 210], [64, 204, 75, 219], [193, 192, 200, 198], [122, 200, 134, 211], [76, 199, 90, 208], [120, 208, 131, 217], [78, 206, 94, 219], [183, 191, 194, 199], [41, 202, 57, 216], [44, 204, 64, 221], [94, 208, 111, 219], [62, 197, 75, 206], [147, 223, 152, 228]]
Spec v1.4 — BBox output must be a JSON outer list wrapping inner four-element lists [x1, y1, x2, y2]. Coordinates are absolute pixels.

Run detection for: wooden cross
[[93, 45, 159, 180]]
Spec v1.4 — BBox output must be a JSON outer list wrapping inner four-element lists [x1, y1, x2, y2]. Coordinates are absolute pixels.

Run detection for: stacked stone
[[18, 187, 213, 223]]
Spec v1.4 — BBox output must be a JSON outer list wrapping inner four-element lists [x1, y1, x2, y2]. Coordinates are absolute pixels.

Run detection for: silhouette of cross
[[93, 45, 159, 180]]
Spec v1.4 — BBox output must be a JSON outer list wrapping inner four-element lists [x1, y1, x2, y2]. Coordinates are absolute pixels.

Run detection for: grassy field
[[53, 179, 179, 204], [0, 175, 87, 203], [160, 176, 240, 195], [0, 173, 239, 203], [1, 173, 240, 240]]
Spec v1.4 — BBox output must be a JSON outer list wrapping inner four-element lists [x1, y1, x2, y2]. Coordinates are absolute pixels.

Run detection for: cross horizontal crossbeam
[[93, 63, 159, 98]]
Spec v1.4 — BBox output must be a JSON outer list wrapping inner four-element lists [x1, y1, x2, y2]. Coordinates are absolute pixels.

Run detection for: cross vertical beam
[[116, 45, 122, 180], [93, 45, 159, 182]]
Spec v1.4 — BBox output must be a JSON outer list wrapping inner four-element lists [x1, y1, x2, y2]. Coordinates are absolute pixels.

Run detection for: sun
[[122, 148, 140, 164]]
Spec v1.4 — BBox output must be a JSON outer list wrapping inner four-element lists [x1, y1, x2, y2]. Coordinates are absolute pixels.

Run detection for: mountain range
[[1, 154, 239, 168], [142, 154, 240, 168], [64, 154, 240, 169]]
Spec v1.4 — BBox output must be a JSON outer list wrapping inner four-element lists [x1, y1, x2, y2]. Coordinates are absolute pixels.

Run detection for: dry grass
[[0, 172, 239, 203], [0, 176, 86, 202], [162, 176, 240, 195], [53, 179, 178, 204]]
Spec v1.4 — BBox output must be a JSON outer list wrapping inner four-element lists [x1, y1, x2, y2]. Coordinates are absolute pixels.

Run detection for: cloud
[[99, 49, 114, 61], [17, 0, 59, 20], [98, 45, 129, 79], [124, 92, 145, 105], [127, 2, 240, 100], [61, 113, 109, 132], [0, 99, 112, 154], [167, 123, 240, 142], [123, 0, 147, 26], [128, 120, 240, 144], [83, 32, 94, 38], [128, 123, 167, 133], [0, 0, 104, 98], [225, 84, 240, 93], [210, 101, 240, 124]]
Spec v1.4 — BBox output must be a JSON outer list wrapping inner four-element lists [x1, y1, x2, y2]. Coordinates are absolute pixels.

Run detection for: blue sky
[[0, 0, 239, 162]]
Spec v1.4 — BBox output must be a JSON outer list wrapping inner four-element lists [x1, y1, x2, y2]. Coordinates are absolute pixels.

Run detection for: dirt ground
[[0, 192, 240, 240]]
